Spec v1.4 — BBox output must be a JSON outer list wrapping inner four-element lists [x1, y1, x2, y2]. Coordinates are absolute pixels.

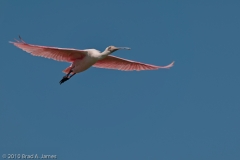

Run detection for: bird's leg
[[62, 69, 73, 79], [66, 69, 73, 78], [69, 73, 76, 79], [59, 77, 69, 85], [59, 71, 77, 85], [59, 70, 73, 85]]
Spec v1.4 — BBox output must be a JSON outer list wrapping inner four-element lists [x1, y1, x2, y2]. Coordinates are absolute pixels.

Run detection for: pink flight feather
[[93, 55, 174, 71], [10, 39, 86, 62]]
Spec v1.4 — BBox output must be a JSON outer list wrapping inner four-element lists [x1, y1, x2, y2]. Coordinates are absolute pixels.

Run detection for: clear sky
[[0, 1, 240, 159]]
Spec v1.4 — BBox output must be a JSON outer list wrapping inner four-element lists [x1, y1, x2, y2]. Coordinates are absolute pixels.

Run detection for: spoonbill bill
[[10, 36, 174, 84]]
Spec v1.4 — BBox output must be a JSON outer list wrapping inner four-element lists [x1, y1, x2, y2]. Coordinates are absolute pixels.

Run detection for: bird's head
[[105, 46, 131, 54]]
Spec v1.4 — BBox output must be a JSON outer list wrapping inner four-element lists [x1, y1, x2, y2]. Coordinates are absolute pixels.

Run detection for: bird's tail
[[62, 67, 72, 74]]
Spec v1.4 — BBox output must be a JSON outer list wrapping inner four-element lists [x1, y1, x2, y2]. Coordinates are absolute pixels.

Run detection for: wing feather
[[93, 55, 174, 71], [10, 38, 87, 62]]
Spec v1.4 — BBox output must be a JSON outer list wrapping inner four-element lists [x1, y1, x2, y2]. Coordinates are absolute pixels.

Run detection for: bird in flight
[[10, 36, 174, 85]]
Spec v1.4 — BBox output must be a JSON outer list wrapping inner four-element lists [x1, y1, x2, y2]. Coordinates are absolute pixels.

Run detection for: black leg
[[59, 76, 69, 85], [59, 72, 76, 85], [66, 69, 73, 77], [69, 73, 76, 78]]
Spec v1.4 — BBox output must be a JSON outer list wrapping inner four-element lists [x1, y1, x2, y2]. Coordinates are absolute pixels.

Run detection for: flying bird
[[10, 36, 174, 84]]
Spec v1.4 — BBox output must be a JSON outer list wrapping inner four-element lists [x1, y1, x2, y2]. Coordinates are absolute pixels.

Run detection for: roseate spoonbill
[[10, 36, 174, 84]]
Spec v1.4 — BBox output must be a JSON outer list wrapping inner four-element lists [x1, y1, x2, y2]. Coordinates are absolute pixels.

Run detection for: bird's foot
[[59, 76, 69, 85]]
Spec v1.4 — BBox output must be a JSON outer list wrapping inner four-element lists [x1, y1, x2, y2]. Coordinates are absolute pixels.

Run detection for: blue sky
[[1, 0, 240, 159]]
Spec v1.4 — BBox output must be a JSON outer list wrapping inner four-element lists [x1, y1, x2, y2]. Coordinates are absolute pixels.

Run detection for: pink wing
[[93, 55, 174, 71], [10, 38, 87, 62]]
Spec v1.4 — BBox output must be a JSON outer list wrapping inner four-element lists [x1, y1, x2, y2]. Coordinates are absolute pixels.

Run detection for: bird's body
[[70, 49, 100, 73], [10, 37, 174, 84]]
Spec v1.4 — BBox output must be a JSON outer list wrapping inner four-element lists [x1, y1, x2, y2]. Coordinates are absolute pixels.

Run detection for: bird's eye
[[108, 47, 111, 51]]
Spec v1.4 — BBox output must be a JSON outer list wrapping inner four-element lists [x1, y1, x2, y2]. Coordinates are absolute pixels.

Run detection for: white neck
[[99, 50, 111, 59]]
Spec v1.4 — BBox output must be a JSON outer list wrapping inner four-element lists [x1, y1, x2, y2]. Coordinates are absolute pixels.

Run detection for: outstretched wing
[[93, 55, 174, 71], [10, 37, 87, 62]]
